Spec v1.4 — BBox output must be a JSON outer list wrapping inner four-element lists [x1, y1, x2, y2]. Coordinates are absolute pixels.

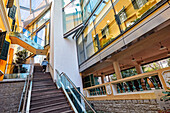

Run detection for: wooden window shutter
[[0, 31, 7, 54], [0, 41, 10, 61]]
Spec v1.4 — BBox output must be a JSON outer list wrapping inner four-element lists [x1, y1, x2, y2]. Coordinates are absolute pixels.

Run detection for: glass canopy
[[19, 0, 45, 21]]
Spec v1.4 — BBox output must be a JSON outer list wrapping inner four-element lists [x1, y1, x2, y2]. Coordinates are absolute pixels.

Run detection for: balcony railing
[[77, 0, 169, 65], [83, 67, 170, 99]]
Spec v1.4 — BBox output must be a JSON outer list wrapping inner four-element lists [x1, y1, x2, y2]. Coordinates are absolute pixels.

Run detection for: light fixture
[[159, 42, 166, 50], [107, 20, 110, 24], [131, 55, 136, 61], [141, 57, 145, 63]]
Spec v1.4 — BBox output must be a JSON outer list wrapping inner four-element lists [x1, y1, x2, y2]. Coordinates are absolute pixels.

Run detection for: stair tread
[[30, 97, 67, 105], [30, 104, 71, 113], [31, 94, 64, 101], [30, 102, 69, 111]]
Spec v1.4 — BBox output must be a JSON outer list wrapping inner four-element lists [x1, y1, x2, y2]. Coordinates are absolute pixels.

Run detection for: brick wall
[[89, 99, 162, 113], [0, 81, 25, 113]]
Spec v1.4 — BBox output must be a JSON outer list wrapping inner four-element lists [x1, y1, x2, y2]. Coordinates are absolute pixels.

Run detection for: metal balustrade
[[55, 69, 96, 113], [84, 67, 170, 98]]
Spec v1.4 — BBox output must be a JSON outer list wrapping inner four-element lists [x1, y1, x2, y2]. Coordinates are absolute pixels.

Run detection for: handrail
[[17, 64, 34, 113], [56, 69, 96, 113]]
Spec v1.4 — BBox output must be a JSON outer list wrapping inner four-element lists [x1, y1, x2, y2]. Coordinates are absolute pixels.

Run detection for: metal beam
[[20, 6, 33, 11]]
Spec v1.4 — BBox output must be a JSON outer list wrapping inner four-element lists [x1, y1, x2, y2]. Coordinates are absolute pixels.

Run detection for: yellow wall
[[0, 0, 21, 81]]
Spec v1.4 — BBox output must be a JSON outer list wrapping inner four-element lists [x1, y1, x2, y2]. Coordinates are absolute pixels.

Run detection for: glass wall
[[77, 0, 162, 64], [63, 0, 83, 33], [23, 9, 50, 47]]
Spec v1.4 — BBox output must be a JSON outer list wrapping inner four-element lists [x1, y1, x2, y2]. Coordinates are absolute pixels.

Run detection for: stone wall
[[0, 81, 25, 113], [89, 99, 162, 113]]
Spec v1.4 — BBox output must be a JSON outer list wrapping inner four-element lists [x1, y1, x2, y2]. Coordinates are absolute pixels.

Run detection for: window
[[132, 0, 148, 9], [0, 40, 10, 61], [101, 25, 109, 38], [118, 8, 127, 23]]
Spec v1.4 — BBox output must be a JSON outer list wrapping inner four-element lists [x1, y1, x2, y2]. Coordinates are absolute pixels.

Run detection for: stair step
[[33, 85, 56, 90], [30, 98, 67, 107], [33, 83, 55, 87], [31, 90, 62, 97], [30, 101, 68, 111], [31, 96, 66, 104], [31, 94, 65, 101], [32, 87, 57, 93], [60, 110, 74, 113], [30, 104, 71, 113]]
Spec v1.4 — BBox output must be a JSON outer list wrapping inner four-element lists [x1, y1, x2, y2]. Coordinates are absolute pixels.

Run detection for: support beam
[[101, 75, 106, 84], [113, 61, 122, 80], [135, 64, 143, 74]]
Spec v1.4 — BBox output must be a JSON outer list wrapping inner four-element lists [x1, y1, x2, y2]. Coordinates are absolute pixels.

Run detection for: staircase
[[29, 65, 74, 113], [9, 32, 47, 55]]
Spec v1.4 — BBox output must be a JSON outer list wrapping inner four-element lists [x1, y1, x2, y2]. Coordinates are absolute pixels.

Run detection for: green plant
[[15, 49, 27, 64], [121, 68, 137, 78]]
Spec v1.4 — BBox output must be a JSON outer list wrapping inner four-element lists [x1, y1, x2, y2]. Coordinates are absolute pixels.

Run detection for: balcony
[[77, 0, 170, 72]]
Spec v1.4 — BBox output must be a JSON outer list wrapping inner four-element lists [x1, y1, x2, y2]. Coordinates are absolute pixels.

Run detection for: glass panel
[[45, 22, 50, 45], [77, 35, 85, 64], [63, 0, 83, 33], [37, 10, 50, 29], [37, 27, 46, 47]]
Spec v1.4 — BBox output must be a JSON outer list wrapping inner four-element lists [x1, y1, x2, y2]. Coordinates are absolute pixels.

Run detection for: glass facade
[[77, 0, 162, 64], [23, 10, 50, 47], [63, 0, 83, 33]]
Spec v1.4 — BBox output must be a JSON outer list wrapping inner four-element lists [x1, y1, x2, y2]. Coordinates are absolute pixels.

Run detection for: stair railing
[[55, 69, 96, 113], [18, 64, 34, 113]]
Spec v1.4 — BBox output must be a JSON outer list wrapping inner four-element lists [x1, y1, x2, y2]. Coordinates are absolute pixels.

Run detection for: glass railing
[[77, 0, 166, 64], [4, 64, 33, 79], [10, 32, 44, 50], [56, 69, 96, 113]]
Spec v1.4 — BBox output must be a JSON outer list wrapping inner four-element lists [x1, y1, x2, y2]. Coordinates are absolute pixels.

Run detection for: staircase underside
[[9, 35, 47, 55]]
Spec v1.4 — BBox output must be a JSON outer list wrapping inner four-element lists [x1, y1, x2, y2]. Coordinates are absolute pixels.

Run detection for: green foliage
[[15, 49, 27, 64], [121, 68, 137, 78], [167, 59, 170, 67]]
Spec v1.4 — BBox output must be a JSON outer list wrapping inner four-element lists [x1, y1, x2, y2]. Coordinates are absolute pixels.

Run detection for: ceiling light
[[159, 42, 166, 50], [107, 20, 110, 24]]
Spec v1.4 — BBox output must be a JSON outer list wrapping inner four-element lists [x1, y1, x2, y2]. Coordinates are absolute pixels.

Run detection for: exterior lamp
[[159, 42, 166, 50]]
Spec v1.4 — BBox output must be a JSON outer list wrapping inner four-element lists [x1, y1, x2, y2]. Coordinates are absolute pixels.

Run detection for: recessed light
[[159, 42, 166, 50]]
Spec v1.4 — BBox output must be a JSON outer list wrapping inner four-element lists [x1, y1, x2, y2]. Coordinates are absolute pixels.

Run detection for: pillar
[[113, 61, 122, 79], [135, 64, 143, 74], [101, 75, 106, 84]]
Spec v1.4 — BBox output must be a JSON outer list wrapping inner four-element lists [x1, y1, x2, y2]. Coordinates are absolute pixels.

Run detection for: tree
[[13, 50, 28, 73], [15, 49, 27, 64]]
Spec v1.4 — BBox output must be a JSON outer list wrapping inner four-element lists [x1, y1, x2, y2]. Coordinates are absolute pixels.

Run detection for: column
[[135, 64, 143, 74], [113, 61, 122, 79], [101, 75, 106, 84]]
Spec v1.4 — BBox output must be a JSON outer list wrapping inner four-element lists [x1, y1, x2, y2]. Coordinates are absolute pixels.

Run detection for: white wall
[[50, 0, 83, 91]]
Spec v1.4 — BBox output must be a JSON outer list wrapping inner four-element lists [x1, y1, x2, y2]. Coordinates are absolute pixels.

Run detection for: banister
[[55, 69, 96, 113], [61, 72, 97, 113]]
